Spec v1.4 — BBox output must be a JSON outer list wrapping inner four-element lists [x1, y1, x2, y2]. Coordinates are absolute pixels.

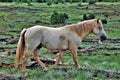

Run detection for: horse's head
[[92, 19, 107, 41]]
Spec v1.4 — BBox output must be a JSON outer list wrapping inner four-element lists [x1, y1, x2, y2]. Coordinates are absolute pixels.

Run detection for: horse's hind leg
[[34, 49, 47, 71], [22, 49, 30, 77], [51, 51, 63, 69]]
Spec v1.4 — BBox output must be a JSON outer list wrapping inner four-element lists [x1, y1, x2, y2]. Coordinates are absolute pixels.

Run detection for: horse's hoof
[[22, 72, 28, 78], [51, 68, 54, 70], [51, 67, 54, 70], [51, 66, 56, 71], [77, 65, 80, 69], [43, 68, 48, 72], [75, 64, 80, 69]]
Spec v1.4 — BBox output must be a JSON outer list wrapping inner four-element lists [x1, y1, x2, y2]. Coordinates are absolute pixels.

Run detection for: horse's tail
[[15, 28, 27, 69]]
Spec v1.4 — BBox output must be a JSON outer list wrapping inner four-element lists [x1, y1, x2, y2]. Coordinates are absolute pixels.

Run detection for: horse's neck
[[80, 30, 91, 40], [67, 24, 93, 40]]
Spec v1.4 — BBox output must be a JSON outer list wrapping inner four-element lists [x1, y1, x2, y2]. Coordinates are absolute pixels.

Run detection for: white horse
[[15, 19, 107, 76]]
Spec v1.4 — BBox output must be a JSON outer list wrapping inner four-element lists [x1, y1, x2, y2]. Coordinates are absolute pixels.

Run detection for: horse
[[15, 19, 107, 76]]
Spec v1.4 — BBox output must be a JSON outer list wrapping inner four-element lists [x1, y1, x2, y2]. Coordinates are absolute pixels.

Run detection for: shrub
[[88, 13, 95, 19], [78, 2, 82, 7], [50, 11, 69, 24], [98, 0, 103, 2], [104, 13, 108, 18], [54, 1, 58, 4], [101, 19, 107, 24], [37, 0, 46, 3], [61, 0, 65, 4], [83, 14, 88, 20], [82, 0, 87, 3], [8, 22, 15, 28], [72, 0, 80, 2], [47, 2, 52, 6], [86, 6, 89, 9], [83, 13, 95, 20], [89, 0, 96, 4]]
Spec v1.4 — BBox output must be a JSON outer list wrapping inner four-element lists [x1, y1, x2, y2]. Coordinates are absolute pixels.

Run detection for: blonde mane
[[65, 19, 98, 38]]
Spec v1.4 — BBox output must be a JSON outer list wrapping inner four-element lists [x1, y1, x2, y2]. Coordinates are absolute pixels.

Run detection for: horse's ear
[[97, 18, 100, 23]]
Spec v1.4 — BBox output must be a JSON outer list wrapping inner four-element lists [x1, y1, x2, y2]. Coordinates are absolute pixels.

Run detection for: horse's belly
[[42, 40, 68, 50]]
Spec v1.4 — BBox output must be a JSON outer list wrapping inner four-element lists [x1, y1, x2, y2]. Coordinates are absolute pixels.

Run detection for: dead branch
[[54, 67, 120, 78], [0, 72, 24, 80], [47, 45, 120, 55], [83, 38, 120, 43], [0, 30, 7, 34], [0, 30, 20, 34], [0, 47, 16, 52], [0, 38, 18, 44], [30, 57, 72, 66], [78, 52, 120, 56], [0, 57, 72, 69], [8, 29, 20, 33], [0, 63, 22, 69], [98, 46, 120, 50], [80, 67, 120, 78], [0, 33, 13, 37], [5, 38, 18, 44]]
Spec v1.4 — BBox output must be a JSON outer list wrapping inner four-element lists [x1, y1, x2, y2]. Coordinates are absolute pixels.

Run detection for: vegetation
[[89, 0, 96, 4], [83, 13, 95, 20], [0, 2, 120, 80], [101, 18, 107, 24], [50, 11, 69, 24]]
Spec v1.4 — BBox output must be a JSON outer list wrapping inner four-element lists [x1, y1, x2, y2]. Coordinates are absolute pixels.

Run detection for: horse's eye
[[98, 27, 102, 30]]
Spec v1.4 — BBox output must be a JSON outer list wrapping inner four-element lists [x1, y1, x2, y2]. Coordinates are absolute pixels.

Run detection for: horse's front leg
[[51, 51, 63, 69], [34, 49, 47, 71], [71, 49, 80, 68]]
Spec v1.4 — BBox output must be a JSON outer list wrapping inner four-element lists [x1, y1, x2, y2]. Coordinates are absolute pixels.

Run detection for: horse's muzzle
[[100, 34, 107, 41]]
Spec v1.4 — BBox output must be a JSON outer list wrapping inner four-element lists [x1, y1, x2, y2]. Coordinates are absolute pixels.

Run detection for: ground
[[0, 2, 120, 80]]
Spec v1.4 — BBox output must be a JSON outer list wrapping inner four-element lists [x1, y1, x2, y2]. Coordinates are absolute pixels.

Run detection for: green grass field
[[0, 2, 120, 80]]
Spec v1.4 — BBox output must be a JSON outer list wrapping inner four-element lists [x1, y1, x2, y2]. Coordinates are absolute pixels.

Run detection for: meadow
[[0, 2, 120, 80]]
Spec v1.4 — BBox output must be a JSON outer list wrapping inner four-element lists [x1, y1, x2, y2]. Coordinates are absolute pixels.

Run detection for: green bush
[[61, 0, 65, 4], [88, 13, 95, 19], [37, 0, 46, 3], [50, 11, 69, 24], [83, 13, 95, 20], [98, 0, 103, 2], [54, 1, 59, 4], [89, 0, 96, 4], [83, 14, 88, 20], [82, 0, 87, 3], [101, 19, 107, 24], [47, 2, 52, 6], [78, 2, 82, 7]]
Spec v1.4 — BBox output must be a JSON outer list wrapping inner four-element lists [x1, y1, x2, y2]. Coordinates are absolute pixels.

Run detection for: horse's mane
[[65, 19, 98, 37]]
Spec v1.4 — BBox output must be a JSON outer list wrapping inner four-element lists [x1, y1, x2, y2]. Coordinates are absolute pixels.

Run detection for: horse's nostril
[[100, 34, 107, 41]]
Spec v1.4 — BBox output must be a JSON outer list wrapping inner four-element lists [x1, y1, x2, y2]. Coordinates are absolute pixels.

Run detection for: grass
[[0, 2, 120, 80]]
